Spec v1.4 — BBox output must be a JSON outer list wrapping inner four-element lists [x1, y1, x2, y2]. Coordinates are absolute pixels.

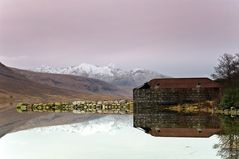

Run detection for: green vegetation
[[220, 88, 239, 109], [220, 115, 239, 135], [212, 53, 239, 109]]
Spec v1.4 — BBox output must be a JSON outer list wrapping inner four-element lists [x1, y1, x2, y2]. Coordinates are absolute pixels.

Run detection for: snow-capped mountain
[[34, 63, 166, 87]]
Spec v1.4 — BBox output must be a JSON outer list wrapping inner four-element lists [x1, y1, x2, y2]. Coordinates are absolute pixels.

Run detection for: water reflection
[[134, 112, 221, 137], [214, 116, 239, 159], [1, 103, 239, 159], [133, 106, 239, 159], [0, 115, 219, 159]]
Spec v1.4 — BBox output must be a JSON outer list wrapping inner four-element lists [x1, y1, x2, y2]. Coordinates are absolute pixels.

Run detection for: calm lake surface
[[1, 112, 236, 159]]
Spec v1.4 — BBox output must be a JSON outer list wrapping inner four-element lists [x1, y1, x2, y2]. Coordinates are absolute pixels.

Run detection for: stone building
[[133, 78, 221, 113]]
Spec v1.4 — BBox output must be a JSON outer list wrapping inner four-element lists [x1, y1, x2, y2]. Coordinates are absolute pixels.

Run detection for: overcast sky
[[0, 0, 239, 77]]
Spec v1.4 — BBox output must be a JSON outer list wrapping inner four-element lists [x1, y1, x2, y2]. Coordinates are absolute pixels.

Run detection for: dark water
[[0, 105, 239, 159]]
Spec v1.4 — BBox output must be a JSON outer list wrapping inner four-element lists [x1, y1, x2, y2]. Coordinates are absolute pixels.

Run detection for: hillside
[[13, 68, 131, 97], [0, 62, 129, 104]]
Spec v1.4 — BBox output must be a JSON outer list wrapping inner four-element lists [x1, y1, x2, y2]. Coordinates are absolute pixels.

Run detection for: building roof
[[148, 128, 221, 138], [147, 78, 220, 89]]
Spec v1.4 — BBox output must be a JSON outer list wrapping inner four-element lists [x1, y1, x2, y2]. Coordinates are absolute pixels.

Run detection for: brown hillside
[[0, 63, 128, 103], [13, 68, 129, 96]]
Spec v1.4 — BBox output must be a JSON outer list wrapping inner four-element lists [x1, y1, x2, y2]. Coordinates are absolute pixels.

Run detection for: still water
[[1, 112, 235, 159]]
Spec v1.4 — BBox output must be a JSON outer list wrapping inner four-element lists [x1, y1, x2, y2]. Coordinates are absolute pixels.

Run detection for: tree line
[[212, 53, 239, 108]]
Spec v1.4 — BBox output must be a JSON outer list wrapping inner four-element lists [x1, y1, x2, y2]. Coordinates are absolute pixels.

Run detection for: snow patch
[[34, 63, 166, 86]]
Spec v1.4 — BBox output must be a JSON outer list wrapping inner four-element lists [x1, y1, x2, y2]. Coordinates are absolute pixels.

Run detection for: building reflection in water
[[134, 112, 221, 138], [133, 105, 239, 159]]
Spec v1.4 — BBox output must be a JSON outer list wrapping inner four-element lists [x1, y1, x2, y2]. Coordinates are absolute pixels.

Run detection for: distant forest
[[212, 53, 239, 108]]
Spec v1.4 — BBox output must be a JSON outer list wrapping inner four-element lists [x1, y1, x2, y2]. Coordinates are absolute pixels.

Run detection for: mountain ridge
[[34, 63, 167, 87]]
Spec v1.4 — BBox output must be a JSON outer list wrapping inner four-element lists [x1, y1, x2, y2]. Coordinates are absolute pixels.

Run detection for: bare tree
[[236, 54, 239, 73], [215, 134, 239, 159], [214, 116, 239, 159], [212, 54, 239, 80]]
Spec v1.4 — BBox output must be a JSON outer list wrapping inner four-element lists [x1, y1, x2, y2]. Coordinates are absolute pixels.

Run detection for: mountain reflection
[[133, 106, 239, 159]]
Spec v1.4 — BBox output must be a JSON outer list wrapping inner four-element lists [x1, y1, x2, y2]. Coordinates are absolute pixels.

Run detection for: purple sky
[[0, 0, 239, 77]]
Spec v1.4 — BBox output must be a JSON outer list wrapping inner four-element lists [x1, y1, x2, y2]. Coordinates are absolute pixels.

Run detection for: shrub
[[220, 88, 239, 109]]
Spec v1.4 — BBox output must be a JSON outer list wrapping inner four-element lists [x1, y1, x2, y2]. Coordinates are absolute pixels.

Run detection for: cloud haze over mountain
[[0, 0, 239, 77]]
